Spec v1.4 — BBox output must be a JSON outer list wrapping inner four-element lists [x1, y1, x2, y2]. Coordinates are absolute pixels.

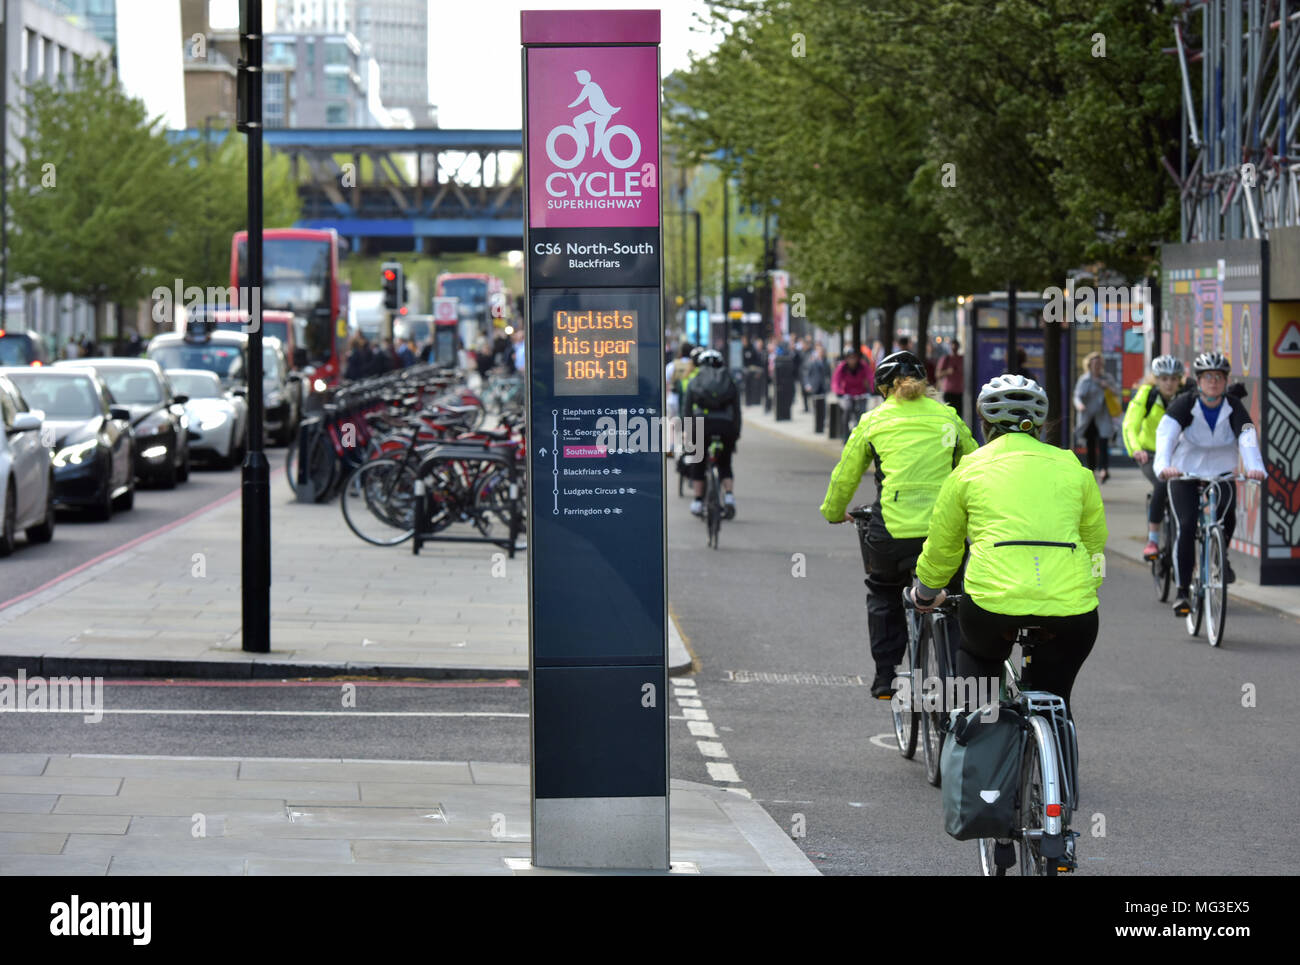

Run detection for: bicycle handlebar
[[1168, 473, 1261, 483]]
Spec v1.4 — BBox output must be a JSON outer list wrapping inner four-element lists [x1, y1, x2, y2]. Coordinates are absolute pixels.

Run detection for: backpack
[[690, 366, 737, 412], [939, 702, 1026, 840]]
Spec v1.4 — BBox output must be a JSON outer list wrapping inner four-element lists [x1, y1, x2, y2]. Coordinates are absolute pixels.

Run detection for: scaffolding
[[1173, 0, 1300, 240]]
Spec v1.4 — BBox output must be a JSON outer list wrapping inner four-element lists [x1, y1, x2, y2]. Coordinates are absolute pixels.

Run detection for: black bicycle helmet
[[874, 350, 925, 393]]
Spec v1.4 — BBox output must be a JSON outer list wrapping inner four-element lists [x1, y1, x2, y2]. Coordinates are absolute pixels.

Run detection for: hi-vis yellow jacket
[[916, 432, 1107, 616]]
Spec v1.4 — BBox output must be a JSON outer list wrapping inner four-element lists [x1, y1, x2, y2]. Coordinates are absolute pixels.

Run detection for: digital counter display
[[552, 308, 639, 395]]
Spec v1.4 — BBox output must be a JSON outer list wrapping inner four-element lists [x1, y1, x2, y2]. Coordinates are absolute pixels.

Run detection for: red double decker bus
[[231, 228, 344, 387]]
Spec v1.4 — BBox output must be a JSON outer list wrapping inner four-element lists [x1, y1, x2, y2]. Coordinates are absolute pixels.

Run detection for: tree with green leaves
[[7, 58, 193, 337]]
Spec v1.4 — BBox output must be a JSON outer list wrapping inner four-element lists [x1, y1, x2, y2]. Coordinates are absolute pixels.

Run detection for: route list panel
[[552, 308, 639, 396]]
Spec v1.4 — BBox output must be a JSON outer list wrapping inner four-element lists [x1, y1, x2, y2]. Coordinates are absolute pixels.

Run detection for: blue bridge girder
[[248, 128, 524, 253]]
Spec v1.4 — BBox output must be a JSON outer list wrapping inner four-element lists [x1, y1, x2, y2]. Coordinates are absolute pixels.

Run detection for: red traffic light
[[383, 269, 396, 282], [399, 306, 408, 315]]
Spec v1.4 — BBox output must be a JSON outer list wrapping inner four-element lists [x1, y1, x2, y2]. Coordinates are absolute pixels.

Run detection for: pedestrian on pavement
[[802, 342, 830, 412], [1074, 351, 1117, 483], [396, 338, 416, 368], [936, 338, 964, 413], [344, 333, 370, 381], [831, 346, 873, 430], [511, 328, 526, 373], [64, 336, 80, 360], [821, 351, 977, 697]]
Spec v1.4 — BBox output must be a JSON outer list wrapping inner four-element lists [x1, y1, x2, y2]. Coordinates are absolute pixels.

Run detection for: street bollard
[[827, 397, 843, 439], [774, 357, 795, 421], [813, 394, 826, 433]]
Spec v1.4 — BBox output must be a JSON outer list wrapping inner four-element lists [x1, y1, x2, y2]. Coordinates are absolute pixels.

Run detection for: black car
[[0, 367, 134, 520], [0, 329, 52, 367], [57, 359, 191, 488]]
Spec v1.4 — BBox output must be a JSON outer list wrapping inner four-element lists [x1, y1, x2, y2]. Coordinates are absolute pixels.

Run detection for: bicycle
[[1146, 491, 1175, 602], [1169, 473, 1258, 648], [902, 589, 963, 787], [847, 505, 918, 758], [974, 625, 1081, 877], [843, 393, 871, 432], [703, 438, 726, 549]]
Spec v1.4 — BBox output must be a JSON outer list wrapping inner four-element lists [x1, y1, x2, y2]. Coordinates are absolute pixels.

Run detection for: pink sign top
[[526, 44, 660, 229], [521, 9, 660, 45]]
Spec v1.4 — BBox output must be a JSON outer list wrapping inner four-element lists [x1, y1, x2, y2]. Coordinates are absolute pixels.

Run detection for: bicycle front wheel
[[1205, 525, 1228, 647], [1186, 546, 1205, 637], [919, 617, 944, 786], [339, 458, 417, 546]]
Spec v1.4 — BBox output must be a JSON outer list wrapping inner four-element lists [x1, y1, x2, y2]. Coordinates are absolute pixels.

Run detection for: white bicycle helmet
[[1192, 351, 1230, 375], [977, 374, 1049, 432], [697, 349, 726, 368], [1151, 355, 1184, 377]]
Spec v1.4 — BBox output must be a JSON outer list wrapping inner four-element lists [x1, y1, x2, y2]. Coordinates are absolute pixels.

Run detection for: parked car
[[165, 369, 248, 469], [0, 373, 55, 554], [1, 367, 134, 520], [57, 358, 191, 488], [148, 326, 302, 446], [0, 329, 52, 367]]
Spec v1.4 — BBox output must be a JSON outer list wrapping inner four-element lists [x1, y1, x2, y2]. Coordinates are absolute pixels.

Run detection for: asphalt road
[[664, 417, 1298, 876], [0, 448, 288, 606]]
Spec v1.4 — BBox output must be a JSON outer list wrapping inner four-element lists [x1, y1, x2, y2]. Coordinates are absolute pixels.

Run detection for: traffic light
[[382, 261, 403, 310]]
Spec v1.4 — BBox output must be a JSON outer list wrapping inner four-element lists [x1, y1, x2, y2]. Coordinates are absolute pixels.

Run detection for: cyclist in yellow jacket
[[910, 375, 1106, 716], [1122, 355, 1190, 560], [821, 351, 977, 697]]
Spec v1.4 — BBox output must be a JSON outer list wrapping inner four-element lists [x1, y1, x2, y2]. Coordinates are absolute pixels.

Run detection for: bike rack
[[410, 444, 525, 558]]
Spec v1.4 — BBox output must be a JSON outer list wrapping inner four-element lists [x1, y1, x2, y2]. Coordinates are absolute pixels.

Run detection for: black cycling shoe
[[870, 673, 896, 700], [1225, 562, 1236, 584], [1172, 593, 1191, 616]]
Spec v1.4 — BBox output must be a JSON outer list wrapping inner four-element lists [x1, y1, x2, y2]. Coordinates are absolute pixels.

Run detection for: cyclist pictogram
[[546, 69, 641, 170]]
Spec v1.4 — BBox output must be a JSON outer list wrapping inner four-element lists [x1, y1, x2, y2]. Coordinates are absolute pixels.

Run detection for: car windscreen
[[5, 373, 100, 419], [150, 344, 244, 381], [95, 368, 166, 404], [168, 372, 222, 399], [0, 336, 35, 366]]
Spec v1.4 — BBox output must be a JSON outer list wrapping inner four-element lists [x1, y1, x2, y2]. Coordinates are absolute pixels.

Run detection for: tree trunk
[[1044, 314, 1063, 447], [852, 311, 863, 352], [880, 287, 899, 359], [916, 294, 934, 363]]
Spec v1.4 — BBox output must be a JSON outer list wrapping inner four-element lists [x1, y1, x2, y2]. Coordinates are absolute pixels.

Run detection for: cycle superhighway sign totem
[[522, 9, 669, 870]]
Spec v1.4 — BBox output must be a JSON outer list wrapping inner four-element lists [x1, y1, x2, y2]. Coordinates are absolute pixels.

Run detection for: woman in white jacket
[[1154, 352, 1267, 615]]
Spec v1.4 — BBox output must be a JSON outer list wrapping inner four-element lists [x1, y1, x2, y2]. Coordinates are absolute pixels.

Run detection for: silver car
[[164, 369, 248, 469]]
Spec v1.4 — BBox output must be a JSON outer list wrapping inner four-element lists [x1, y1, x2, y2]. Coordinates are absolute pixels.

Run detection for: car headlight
[[53, 439, 98, 467], [313, 379, 327, 392], [199, 412, 228, 431]]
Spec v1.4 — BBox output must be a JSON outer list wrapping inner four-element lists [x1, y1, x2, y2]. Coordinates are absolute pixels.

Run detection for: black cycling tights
[[955, 596, 1098, 718]]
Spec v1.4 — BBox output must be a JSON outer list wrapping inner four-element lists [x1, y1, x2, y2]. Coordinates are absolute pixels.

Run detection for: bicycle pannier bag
[[939, 702, 1025, 840]]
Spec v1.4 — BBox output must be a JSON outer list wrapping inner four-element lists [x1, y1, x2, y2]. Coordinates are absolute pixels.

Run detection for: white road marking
[[706, 762, 741, 783], [868, 732, 898, 749], [687, 721, 718, 738], [0, 709, 528, 719], [696, 741, 728, 758], [675, 697, 703, 708], [681, 708, 708, 720], [723, 787, 752, 799]]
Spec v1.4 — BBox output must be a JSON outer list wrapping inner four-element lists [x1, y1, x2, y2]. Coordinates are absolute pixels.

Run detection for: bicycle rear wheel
[[1156, 515, 1173, 602], [1205, 525, 1228, 647], [705, 467, 721, 549], [1186, 540, 1205, 637], [1017, 733, 1057, 876], [891, 619, 919, 759]]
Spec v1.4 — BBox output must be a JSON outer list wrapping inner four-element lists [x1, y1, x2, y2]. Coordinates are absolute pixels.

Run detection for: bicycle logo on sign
[[545, 70, 641, 170]]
